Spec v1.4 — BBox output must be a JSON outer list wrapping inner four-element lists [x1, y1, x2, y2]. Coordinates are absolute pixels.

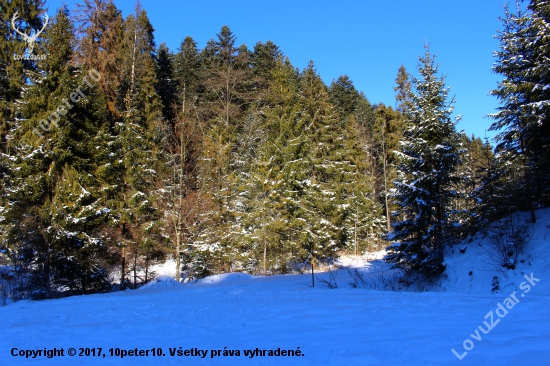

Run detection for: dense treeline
[[0, 0, 548, 299]]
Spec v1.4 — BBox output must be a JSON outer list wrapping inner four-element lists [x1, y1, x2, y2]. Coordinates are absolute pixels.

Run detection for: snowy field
[[1, 209, 549, 365]]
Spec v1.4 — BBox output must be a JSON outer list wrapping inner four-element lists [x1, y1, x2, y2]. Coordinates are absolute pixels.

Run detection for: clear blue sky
[[45, 0, 507, 142]]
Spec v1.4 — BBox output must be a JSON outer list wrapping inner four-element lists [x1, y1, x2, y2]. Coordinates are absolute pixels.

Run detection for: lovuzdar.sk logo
[[11, 11, 49, 61]]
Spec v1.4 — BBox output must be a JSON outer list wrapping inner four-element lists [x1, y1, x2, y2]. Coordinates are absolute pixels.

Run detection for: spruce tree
[[394, 65, 413, 115], [194, 26, 258, 274], [489, 1, 550, 217], [522, 0, 550, 201], [461, 135, 496, 232], [236, 57, 300, 274], [0, 0, 45, 123], [250, 40, 281, 81], [4, 6, 116, 296], [300, 63, 379, 261], [164, 36, 202, 280], [173, 36, 201, 118], [340, 114, 385, 254], [238, 60, 383, 277], [1, 0, 46, 247], [385, 46, 464, 278], [373, 104, 404, 231], [329, 75, 360, 117], [155, 42, 176, 122], [116, 5, 168, 287]]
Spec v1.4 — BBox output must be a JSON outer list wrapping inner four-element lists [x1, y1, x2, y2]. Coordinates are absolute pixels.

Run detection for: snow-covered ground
[[1, 209, 549, 365]]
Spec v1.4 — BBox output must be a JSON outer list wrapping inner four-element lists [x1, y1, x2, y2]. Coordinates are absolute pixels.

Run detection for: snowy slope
[[1, 209, 549, 365], [442, 208, 550, 295]]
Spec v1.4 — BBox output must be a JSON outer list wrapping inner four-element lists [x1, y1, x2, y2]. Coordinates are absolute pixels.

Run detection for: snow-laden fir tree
[[235, 57, 300, 275], [235, 60, 383, 277], [385, 45, 464, 278], [296, 62, 383, 274], [193, 26, 257, 274], [161, 36, 202, 281], [489, 1, 550, 219], [521, 0, 550, 201], [116, 5, 168, 287], [363, 104, 403, 233]]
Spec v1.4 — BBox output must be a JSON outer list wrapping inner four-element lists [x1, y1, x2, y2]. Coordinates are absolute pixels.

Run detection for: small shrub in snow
[[348, 263, 401, 291], [348, 269, 368, 289], [319, 270, 338, 289], [481, 214, 530, 270], [491, 276, 500, 293]]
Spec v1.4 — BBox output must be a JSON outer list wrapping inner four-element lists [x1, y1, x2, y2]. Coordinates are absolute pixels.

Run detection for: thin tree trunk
[[382, 122, 391, 232], [130, 29, 137, 93], [311, 250, 315, 287], [175, 85, 187, 282], [175, 223, 181, 282], [263, 239, 267, 276], [42, 225, 51, 297], [436, 182, 444, 264], [524, 168, 537, 223], [133, 251, 137, 289], [519, 133, 536, 223], [437, 203, 444, 264], [145, 253, 149, 283], [225, 65, 231, 127], [121, 247, 125, 287], [354, 206, 358, 256]]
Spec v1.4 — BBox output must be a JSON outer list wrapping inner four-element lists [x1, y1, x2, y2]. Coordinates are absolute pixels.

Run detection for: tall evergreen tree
[[373, 104, 403, 231], [76, 0, 124, 116], [329, 74, 361, 119], [202, 26, 255, 128], [250, 40, 281, 81], [522, 0, 550, 197], [300, 62, 383, 272], [164, 36, 202, 280], [385, 46, 464, 278], [4, 6, 116, 296], [155, 42, 176, 122], [394, 64, 413, 115], [1, 0, 46, 242], [489, 1, 550, 219], [235, 57, 300, 275], [193, 27, 260, 274], [173, 36, 201, 118], [462, 135, 497, 231], [0, 0, 46, 123], [234, 60, 383, 278], [116, 4, 167, 287]]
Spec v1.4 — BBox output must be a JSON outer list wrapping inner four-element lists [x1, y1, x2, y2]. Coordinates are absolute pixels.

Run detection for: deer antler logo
[[11, 11, 49, 54]]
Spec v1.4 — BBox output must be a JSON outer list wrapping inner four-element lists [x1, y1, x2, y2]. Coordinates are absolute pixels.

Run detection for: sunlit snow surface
[[2, 209, 550, 365]]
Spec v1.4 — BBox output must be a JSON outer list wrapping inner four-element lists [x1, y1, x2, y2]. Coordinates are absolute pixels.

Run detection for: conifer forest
[[1, 0, 549, 300]]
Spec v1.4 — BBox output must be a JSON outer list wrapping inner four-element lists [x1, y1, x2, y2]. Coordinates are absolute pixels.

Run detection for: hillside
[[1, 209, 549, 365]]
